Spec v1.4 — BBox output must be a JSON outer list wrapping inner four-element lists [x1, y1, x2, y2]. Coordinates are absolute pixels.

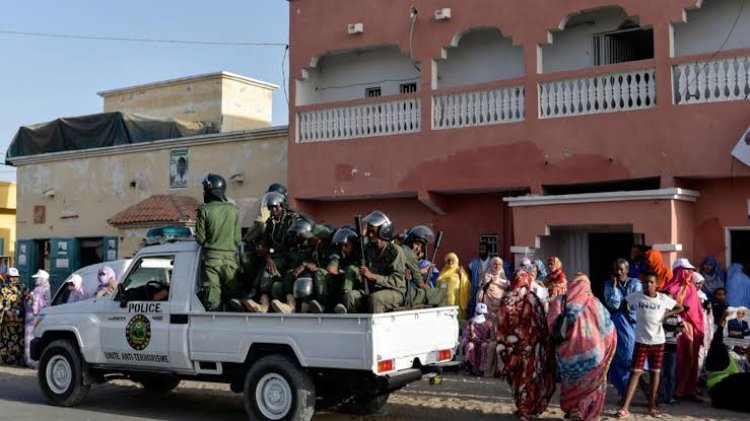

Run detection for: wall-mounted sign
[[33, 205, 46, 224], [169, 149, 189, 189], [731, 125, 750, 167]]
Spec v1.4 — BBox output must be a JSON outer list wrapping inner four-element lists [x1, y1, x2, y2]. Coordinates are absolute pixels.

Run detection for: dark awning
[[6, 111, 216, 163]]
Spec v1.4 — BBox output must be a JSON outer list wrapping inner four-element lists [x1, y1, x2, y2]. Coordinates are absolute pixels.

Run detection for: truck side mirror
[[118, 284, 128, 308]]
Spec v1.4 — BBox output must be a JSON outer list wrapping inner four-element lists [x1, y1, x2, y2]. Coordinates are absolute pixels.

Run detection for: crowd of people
[[460, 245, 750, 420], [5, 175, 750, 421], [0, 265, 119, 368]]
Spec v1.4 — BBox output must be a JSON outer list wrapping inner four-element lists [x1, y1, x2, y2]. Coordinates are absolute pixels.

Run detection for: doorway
[[79, 237, 104, 267], [588, 232, 639, 299], [727, 228, 750, 270], [537, 225, 641, 300]]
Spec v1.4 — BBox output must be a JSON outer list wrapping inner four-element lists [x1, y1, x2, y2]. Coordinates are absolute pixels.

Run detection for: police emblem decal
[[125, 314, 151, 351]]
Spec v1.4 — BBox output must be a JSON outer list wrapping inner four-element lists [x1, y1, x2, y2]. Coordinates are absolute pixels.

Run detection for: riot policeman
[[196, 174, 241, 311]]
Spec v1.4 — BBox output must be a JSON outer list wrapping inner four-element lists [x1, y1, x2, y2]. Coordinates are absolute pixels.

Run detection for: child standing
[[660, 312, 684, 404], [617, 271, 684, 419]]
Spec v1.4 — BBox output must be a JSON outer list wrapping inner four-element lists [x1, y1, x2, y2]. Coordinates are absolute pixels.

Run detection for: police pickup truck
[[31, 240, 459, 420]]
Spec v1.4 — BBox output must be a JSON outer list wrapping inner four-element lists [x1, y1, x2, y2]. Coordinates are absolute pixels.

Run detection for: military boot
[[271, 294, 297, 314], [244, 294, 270, 313], [271, 299, 293, 313]]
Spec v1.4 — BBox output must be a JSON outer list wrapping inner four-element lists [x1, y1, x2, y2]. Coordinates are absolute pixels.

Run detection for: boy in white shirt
[[617, 271, 684, 419]]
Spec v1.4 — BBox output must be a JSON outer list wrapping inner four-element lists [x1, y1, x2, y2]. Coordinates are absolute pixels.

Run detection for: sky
[[0, 1, 290, 182]]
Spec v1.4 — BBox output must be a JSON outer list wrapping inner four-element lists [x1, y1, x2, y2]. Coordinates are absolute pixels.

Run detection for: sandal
[[649, 409, 662, 418], [615, 409, 630, 419]]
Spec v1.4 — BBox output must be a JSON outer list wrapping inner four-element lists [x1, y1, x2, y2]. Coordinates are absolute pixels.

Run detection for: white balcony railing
[[432, 85, 525, 129], [673, 55, 750, 105], [296, 98, 420, 142], [539, 68, 656, 119]]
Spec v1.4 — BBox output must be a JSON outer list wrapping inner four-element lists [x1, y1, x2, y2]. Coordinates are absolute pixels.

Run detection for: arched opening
[[673, 0, 750, 57], [434, 27, 524, 89], [541, 6, 654, 73], [296, 45, 420, 106]]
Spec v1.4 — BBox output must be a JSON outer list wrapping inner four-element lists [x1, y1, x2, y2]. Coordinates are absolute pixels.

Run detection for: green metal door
[[15, 240, 39, 289], [49, 238, 80, 293], [102, 237, 119, 262]]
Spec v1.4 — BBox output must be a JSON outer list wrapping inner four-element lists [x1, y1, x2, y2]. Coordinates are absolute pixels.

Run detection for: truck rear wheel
[[38, 339, 90, 407], [243, 355, 315, 421], [340, 392, 390, 415]]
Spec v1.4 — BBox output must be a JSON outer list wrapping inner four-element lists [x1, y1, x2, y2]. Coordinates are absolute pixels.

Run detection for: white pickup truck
[[31, 240, 459, 420]]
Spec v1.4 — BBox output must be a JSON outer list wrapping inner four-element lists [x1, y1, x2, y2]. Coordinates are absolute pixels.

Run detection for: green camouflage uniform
[[401, 245, 447, 308], [239, 205, 270, 293], [343, 241, 407, 313], [256, 211, 299, 300], [196, 200, 241, 311], [283, 225, 333, 307]]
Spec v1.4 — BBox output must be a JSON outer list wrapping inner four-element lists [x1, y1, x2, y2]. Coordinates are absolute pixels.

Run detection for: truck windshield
[[121, 256, 174, 291]]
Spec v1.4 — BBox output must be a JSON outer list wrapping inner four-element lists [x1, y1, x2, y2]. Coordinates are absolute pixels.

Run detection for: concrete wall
[[674, 0, 750, 57], [542, 7, 631, 73], [693, 178, 750, 269], [101, 72, 276, 132], [0, 182, 16, 256], [296, 46, 420, 105], [221, 77, 275, 131], [15, 131, 287, 258], [287, 0, 749, 263], [510, 200, 676, 248], [436, 28, 524, 89]]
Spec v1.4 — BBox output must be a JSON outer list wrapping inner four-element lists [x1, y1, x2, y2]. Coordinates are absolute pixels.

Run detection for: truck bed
[[188, 306, 459, 373]]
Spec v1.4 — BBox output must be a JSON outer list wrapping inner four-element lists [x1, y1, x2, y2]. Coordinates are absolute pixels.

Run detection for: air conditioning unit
[[347, 22, 364, 35], [435, 8, 451, 21]]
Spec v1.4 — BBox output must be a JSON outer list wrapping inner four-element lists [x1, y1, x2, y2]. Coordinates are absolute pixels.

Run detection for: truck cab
[[31, 241, 459, 420]]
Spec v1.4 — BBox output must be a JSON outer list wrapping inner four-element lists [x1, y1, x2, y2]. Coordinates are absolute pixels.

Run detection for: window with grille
[[365, 87, 382, 98], [399, 82, 418, 94], [593, 27, 654, 66], [479, 234, 499, 258]]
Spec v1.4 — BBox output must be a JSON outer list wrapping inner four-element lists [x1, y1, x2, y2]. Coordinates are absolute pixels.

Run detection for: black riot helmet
[[263, 191, 286, 209], [288, 218, 314, 243], [405, 225, 435, 247], [332, 228, 358, 246], [202, 174, 228, 203], [266, 183, 288, 197], [362, 210, 395, 241], [202, 173, 226, 192]]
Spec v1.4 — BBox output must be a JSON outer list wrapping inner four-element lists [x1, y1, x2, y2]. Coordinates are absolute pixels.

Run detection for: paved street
[[1, 366, 747, 420]]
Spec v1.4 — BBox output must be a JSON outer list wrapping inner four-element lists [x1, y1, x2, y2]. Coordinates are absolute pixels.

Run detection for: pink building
[[287, 0, 750, 287]]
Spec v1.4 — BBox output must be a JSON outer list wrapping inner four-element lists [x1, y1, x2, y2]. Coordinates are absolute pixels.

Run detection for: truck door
[[99, 255, 173, 368]]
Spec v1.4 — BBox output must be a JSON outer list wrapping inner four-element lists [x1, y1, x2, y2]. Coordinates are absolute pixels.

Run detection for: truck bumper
[[30, 338, 43, 361], [379, 368, 422, 390]]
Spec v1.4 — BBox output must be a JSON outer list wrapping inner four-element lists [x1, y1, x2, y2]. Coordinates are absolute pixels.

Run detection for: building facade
[[8, 72, 287, 290], [0, 182, 17, 262], [287, 0, 750, 288]]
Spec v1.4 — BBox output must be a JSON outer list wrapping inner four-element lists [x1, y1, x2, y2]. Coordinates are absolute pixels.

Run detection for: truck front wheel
[[243, 355, 315, 421], [38, 339, 90, 407]]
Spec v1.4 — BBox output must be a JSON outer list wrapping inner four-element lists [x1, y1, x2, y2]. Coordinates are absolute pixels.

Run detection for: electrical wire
[[0, 29, 287, 47], [679, 0, 746, 102]]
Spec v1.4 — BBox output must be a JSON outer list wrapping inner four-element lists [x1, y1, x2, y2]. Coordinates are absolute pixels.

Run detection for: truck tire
[[243, 355, 315, 421], [37, 339, 90, 407], [137, 374, 181, 394], [340, 392, 390, 415]]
